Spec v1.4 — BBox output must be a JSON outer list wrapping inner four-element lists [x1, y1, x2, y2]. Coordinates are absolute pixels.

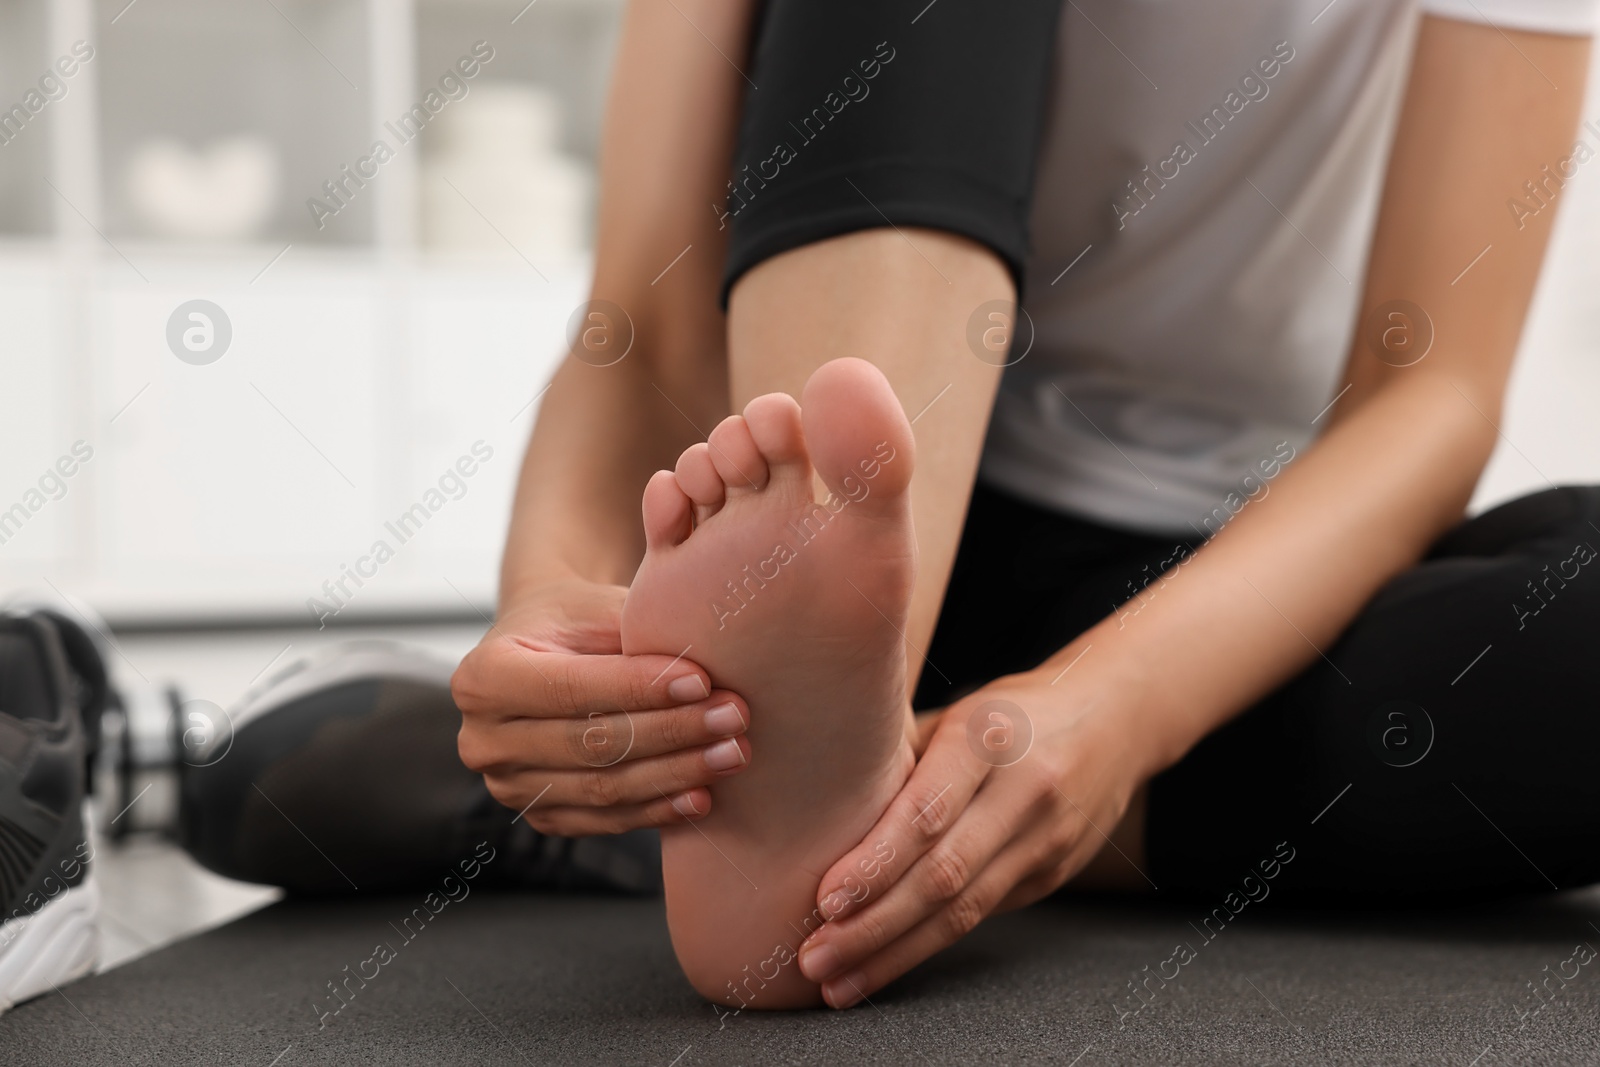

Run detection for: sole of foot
[[622, 358, 918, 1010]]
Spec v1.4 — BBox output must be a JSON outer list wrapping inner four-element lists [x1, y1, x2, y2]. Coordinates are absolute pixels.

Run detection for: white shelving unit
[[0, 0, 623, 625]]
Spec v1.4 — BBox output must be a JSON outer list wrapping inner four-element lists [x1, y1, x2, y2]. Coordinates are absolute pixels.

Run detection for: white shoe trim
[[229, 643, 457, 736], [0, 873, 100, 1014]]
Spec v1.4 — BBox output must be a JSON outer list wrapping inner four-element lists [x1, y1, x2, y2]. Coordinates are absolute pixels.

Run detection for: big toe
[[800, 358, 914, 515]]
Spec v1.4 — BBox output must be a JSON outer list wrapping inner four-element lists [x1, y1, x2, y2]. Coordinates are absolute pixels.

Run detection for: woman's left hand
[[796, 669, 1159, 1008]]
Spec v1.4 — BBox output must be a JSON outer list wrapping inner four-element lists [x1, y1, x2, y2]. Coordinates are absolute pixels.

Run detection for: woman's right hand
[[452, 576, 749, 836]]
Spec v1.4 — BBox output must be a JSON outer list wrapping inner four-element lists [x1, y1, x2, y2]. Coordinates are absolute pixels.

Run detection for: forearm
[[1038, 378, 1493, 776], [499, 359, 704, 600], [498, 0, 757, 608], [1028, 16, 1589, 777]]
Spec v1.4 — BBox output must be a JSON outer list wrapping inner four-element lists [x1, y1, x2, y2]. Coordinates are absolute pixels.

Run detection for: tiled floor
[[88, 622, 485, 973]]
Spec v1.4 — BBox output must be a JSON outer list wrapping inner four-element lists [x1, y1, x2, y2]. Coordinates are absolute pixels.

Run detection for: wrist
[[1020, 634, 1190, 783], [499, 528, 639, 611], [497, 559, 608, 622]]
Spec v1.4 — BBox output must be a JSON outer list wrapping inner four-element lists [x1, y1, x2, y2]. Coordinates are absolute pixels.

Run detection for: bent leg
[[650, 0, 1064, 1008], [730, 230, 1009, 673], [1148, 485, 1600, 899], [724, 0, 1062, 667]]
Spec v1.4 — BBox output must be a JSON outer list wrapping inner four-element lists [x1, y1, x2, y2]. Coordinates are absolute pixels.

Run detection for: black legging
[[726, 0, 1600, 900], [920, 482, 1600, 901]]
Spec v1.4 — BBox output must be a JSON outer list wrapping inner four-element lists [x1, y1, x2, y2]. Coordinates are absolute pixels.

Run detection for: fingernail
[[820, 891, 849, 919], [800, 943, 841, 982], [704, 737, 748, 772], [667, 674, 709, 703], [824, 973, 866, 1009], [703, 702, 745, 737], [670, 792, 703, 817]]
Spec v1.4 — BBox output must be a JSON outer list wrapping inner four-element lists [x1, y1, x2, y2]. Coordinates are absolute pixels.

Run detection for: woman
[[453, 0, 1600, 1010]]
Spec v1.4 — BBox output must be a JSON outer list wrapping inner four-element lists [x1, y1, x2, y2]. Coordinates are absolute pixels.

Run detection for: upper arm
[[1333, 15, 1591, 422]]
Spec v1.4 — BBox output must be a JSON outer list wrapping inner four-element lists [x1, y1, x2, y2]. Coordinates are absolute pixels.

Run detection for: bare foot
[[621, 358, 917, 1010]]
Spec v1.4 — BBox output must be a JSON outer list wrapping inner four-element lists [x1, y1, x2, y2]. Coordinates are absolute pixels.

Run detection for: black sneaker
[[0, 612, 98, 1013], [178, 641, 661, 896]]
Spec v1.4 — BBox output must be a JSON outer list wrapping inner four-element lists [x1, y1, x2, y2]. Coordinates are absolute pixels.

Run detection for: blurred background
[[0, 0, 626, 969], [2, 0, 1600, 633], [1, 0, 1599, 968], [0, 0, 621, 626]]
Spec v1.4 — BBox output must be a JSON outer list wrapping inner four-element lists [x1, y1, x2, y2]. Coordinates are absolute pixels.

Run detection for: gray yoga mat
[[4, 887, 1599, 1065]]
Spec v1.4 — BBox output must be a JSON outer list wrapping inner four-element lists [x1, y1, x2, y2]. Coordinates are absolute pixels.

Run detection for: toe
[[707, 415, 767, 492], [675, 443, 725, 522], [800, 358, 915, 517], [641, 469, 692, 548], [743, 392, 811, 483]]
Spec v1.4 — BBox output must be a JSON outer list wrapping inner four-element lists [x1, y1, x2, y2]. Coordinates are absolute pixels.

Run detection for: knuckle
[[563, 716, 597, 764], [907, 785, 953, 839], [1023, 776, 1059, 818], [849, 906, 894, 952], [643, 800, 679, 828], [621, 667, 652, 711], [1037, 836, 1073, 870], [607, 808, 649, 834], [1029, 752, 1066, 789], [449, 657, 486, 715], [569, 712, 635, 768], [482, 776, 517, 810], [579, 768, 621, 807], [456, 729, 488, 772], [922, 847, 971, 902], [942, 891, 986, 940], [661, 754, 699, 794], [655, 709, 692, 752], [546, 666, 582, 716]]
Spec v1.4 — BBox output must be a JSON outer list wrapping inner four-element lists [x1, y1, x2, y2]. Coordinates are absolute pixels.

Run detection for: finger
[[997, 857, 1079, 914], [819, 845, 1034, 1009], [799, 774, 1022, 983], [453, 639, 711, 719], [911, 709, 943, 756], [486, 691, 749, 771], [812, 717, 989, 926], [508, 734, 751, 809], [524, 788, 713, 836]]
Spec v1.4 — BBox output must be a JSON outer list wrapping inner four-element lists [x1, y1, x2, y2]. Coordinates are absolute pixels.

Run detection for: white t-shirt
[[980, 0, 1597, 536]]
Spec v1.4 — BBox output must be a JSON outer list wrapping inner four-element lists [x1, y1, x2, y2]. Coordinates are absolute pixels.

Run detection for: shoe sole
[[0, 872, 99, 1014]]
